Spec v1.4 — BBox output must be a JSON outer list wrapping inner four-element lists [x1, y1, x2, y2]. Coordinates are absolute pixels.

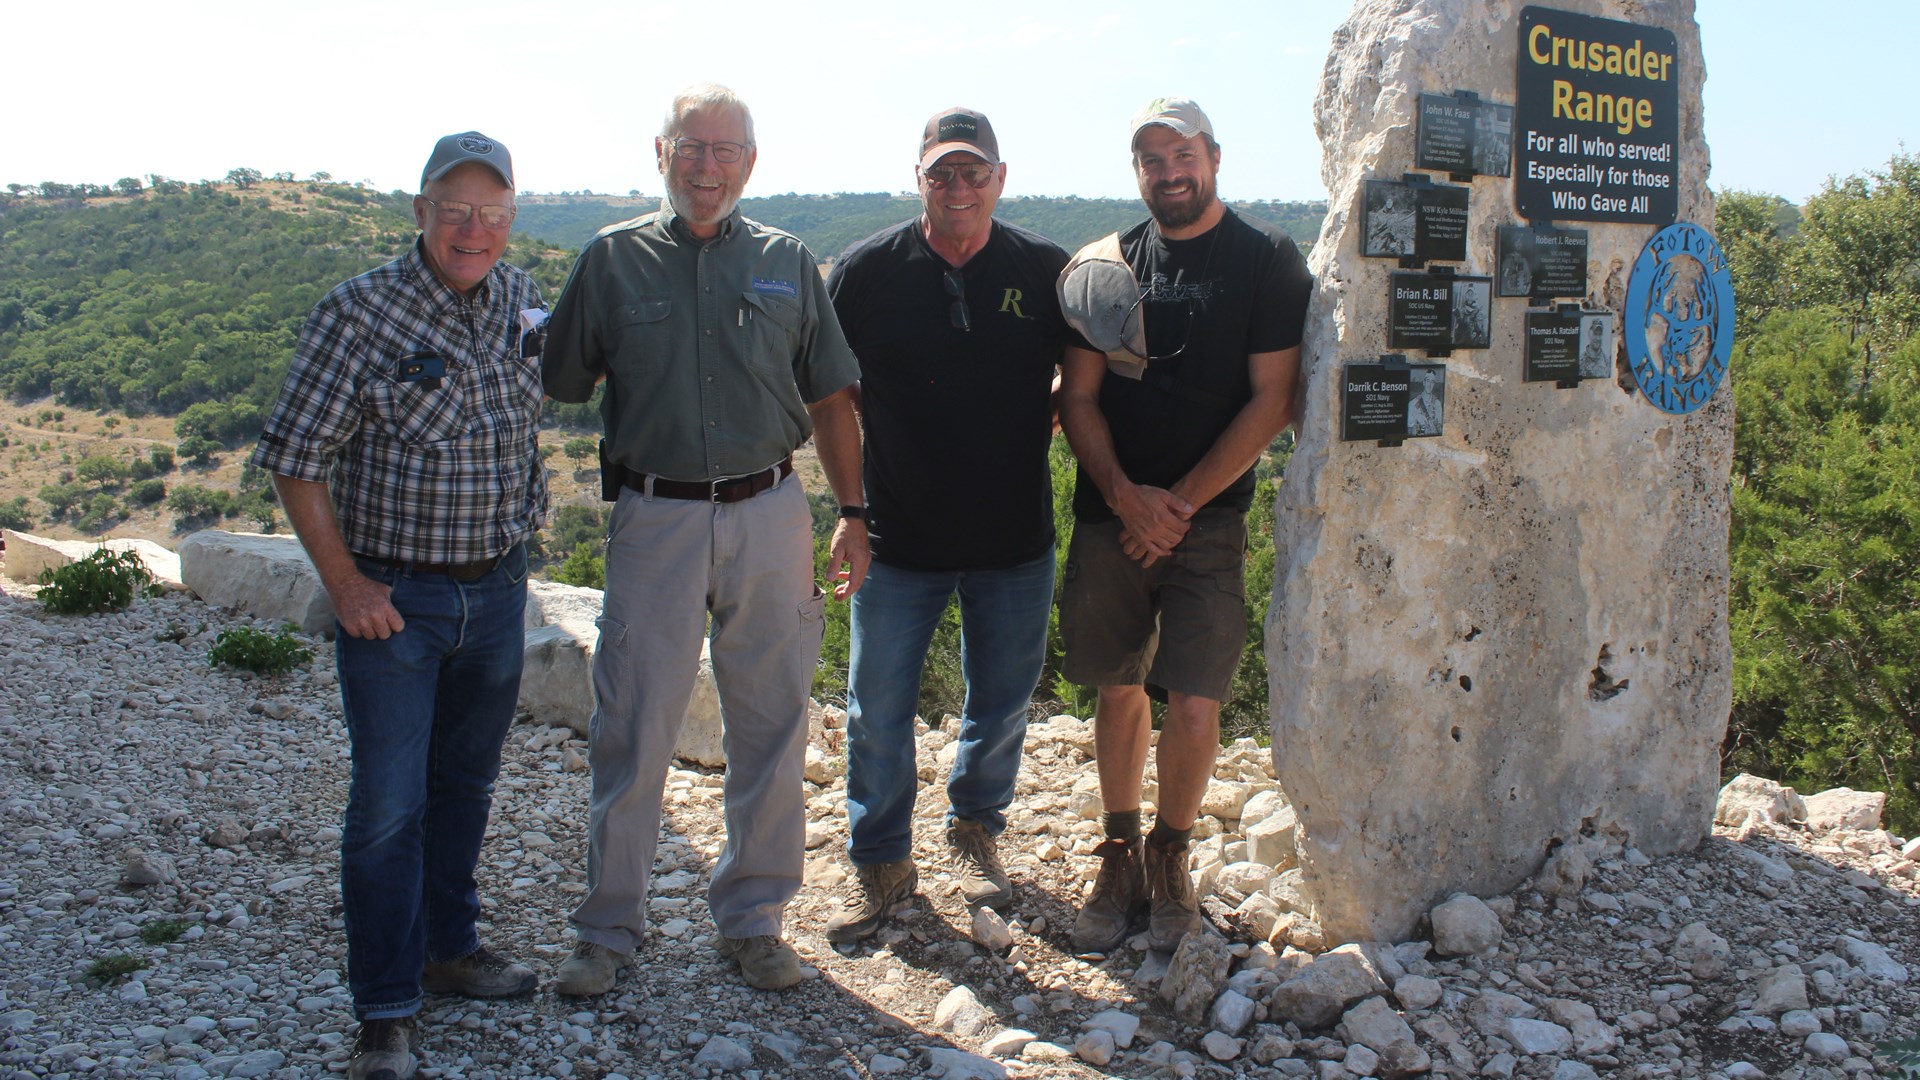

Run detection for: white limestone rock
[[178, 531, 333, 636], [1715, 773, 1806, 826], [1161, 931, 1234, 1025], [934, 986, 994, 1039], [1672, 921, 1733, 980], [1266, 0, 1725, 943], [3, 530, 182, 588], [1838, 935, 1909, 985], [1430, 893, 1502, 956], [1802, 787, 1886, 832], [1752, 964, 1809, 1015], [1244, 802, 1301, 870], [1267, 945, 1388, 1030]]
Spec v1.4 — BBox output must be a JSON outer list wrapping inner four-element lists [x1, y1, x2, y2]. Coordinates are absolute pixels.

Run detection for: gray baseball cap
[[1129, 97, 1214, 147], [920, 107, 1000, 168], [422, 131, 515, 189]]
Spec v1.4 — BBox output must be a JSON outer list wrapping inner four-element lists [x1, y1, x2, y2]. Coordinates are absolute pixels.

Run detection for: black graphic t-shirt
[[830, 219, 1089, 571], [1072, 207, 1313, 522]]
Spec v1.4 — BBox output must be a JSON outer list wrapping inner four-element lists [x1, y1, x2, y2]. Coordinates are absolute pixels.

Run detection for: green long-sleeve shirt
[[542, 205, 858, 482]]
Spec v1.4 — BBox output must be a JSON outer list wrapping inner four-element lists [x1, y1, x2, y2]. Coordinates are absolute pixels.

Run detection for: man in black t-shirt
[[1058, 97, 1313, 953], [822, 107, 1086, 942]]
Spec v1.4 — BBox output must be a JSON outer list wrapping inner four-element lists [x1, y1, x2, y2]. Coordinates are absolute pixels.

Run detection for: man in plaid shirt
[[252, 131, 546, 1080]]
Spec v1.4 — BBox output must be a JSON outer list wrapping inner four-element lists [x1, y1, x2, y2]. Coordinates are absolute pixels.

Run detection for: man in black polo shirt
[[823, 107, 1085, 941]]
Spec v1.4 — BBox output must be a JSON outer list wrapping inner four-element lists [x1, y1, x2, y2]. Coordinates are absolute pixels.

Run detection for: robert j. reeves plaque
[[1497, 224, 1589, 298], [1363, 178, 1470, 262], [1416, 92, 1515, 178]]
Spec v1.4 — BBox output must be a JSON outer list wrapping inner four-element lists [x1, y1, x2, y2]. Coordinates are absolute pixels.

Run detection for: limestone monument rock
[[3, 529, 183, 589], [1268, 0, 1726, 942]]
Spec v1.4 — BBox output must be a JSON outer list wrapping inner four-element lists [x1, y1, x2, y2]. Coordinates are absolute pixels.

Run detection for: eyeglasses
[[1125, 277, 1199, 362], [423, 199, 516, 229], [924, 162, 997, 189], [943, 269, 970, 332], [669, 137, 752, 163]]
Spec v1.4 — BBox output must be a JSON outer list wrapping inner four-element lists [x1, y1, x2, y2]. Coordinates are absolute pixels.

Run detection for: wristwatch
[[837, 505, 866, 520]]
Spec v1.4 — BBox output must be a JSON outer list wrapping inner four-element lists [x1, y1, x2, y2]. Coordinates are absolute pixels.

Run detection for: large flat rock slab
[[178, 531, 334, 636], [1268, 0, 1726, 941], [3, 529, 183, 589]]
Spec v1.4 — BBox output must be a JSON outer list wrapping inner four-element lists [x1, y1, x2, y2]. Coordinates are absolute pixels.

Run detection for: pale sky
[[4, 1, 1911, 205]]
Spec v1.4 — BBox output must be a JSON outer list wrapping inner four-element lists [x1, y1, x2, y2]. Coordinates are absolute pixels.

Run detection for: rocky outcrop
[[3, 529, 183, 589], [177, 531, 333, 636], [1268, 0, 1727, 943]]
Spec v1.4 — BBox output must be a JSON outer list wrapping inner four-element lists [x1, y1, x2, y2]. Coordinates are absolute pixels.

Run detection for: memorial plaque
[[1497, 224, 1588, 298], [1406, 363, 1447, 438], [1514, 5, 1679, 224], [1341, 362, 1412, 442], [1577, 309, 1615, 378], [1363, 178, 1470, 262], [1450, 276, 1493, 350], [1524, 308, 1585, 382], [1388, 272, 1454, 351], [1417, 92, 1515, 178]]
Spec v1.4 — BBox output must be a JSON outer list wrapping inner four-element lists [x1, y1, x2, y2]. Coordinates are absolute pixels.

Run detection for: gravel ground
[[0, 582, 1916, 1080]]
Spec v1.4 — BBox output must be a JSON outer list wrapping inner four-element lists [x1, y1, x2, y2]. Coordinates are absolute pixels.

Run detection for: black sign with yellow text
[[1514, 6, 1678, 224]]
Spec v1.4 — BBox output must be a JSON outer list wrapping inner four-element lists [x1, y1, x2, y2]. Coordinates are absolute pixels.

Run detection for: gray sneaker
[[554, 940, 630, 997], [348, 1016, 416, 1080], [713, 933, 805, 990], [1146, 835, 1206, 951], [1071, 836, 1147, 952], [825, 859, 919, 943], [947, 818, 1013, 910], [420, 945, 536, 998]]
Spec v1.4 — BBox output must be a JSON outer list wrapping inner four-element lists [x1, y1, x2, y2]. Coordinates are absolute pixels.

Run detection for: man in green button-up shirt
[[542, 82, 867, 995]]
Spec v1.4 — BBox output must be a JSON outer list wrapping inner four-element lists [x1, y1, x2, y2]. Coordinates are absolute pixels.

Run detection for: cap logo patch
[[938, 116, 978, 141], [459, 135, 494, 154]]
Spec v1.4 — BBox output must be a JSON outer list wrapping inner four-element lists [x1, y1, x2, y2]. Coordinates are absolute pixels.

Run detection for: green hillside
[[515, 192, 1329, 258]]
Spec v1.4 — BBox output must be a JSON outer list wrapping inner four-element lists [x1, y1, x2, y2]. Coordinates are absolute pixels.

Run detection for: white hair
[[661, 83, 756, 144]]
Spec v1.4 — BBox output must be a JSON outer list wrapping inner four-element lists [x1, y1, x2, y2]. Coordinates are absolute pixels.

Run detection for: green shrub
[[37, 548, 160, 614], [74, 453, 127, 486], [138, 919, 191, 945], [85, 954, 147, 986], [129, 478, 166, 505], [208, 625, 313, 674], [73, 493, 122, 534], [549, 541, 606, 590], [0, 495, 32, 531]]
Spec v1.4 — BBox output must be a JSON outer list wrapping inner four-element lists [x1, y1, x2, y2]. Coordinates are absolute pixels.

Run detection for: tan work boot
[[1070, 836, 1147, 952], [826, 859, 919, 943], [947, 818, 1013, 910], [714, 934, 805, 990], [1146, 834, 1206, 951], [348, 1016, 416, 1080], [554, 940, 630, 996]]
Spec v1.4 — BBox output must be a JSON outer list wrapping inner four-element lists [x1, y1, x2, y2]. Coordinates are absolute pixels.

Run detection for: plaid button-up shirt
[[252, 243, 548, 564]]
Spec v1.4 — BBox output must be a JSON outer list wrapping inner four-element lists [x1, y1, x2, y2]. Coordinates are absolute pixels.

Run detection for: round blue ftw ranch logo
[[1623, 222, 1734, 414]]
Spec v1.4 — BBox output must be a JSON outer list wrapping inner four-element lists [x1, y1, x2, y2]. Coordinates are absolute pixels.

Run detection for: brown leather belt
[[626, 456, 793, 503], [356, 554, 500, 582]]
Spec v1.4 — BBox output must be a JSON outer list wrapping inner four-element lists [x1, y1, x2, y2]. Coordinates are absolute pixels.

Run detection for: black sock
[[1147, 819, 1191, 849], [1103, 810, 1141, 841]]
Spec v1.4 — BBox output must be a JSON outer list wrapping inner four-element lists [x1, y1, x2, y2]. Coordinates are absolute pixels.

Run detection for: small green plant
[[37, 548, 160, 614], [85, 954, 147, 985], [1884, 1036, 1920, 1077], [208, 625, 313, 674], [138, 919, 190, 945]]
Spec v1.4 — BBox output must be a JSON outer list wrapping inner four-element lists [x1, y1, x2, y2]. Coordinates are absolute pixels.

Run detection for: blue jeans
[[335, 544, 528, 1020], [844, 548, 1055, 866]]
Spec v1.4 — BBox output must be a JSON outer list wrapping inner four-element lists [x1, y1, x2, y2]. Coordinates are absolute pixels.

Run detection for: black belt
[[355, 553, 501, 582], [625, 456, 793, 503]]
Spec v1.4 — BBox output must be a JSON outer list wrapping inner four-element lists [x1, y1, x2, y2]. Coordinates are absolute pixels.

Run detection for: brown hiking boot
[[1071, 836, 1147, 952], [713, 933, 806, 990], [348, 1015, 417, 1080], [947, 818, 1013, 910], [420, 944, 536, 998], [825, 859, 919, 943], [1146, 834, 1206, 951]]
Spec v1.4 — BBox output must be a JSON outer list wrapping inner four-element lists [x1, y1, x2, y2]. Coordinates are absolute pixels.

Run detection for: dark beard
[[1146, 181, 1213, 231]]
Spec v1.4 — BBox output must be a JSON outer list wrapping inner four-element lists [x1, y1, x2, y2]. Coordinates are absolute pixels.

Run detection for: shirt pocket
[[740, 290, 801, 377], [362, 357, 470, 448], [611, 295, 673, 378]]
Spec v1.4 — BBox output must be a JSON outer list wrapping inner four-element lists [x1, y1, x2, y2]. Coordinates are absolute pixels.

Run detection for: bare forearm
[[273, 476, 357, 587], [808, 386, 865, 507], [1169, 390, 1290, 508]]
